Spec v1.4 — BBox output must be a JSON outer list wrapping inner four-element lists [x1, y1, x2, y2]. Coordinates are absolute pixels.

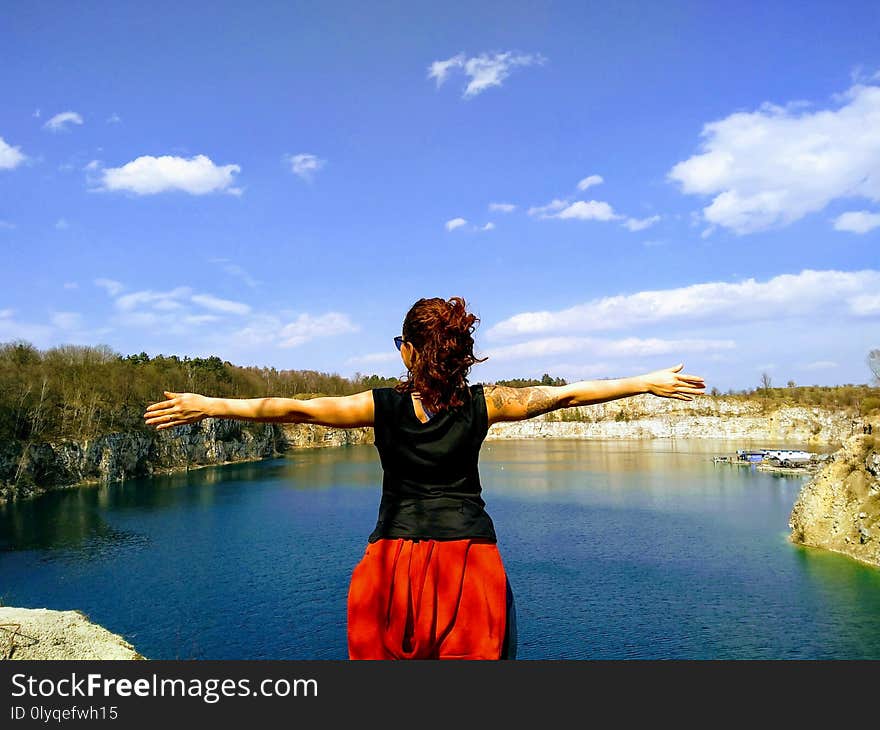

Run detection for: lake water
[[2, 438, 880, 660]]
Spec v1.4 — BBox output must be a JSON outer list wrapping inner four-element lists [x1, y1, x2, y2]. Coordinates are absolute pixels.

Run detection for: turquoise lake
[[3, 438, 880, 660]]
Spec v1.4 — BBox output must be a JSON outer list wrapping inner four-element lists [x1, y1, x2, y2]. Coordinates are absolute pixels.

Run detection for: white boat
[[762, 449, 814, 466]]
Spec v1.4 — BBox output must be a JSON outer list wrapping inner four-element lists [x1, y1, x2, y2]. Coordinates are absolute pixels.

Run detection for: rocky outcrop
[[488, 394, 859, 443], [0, 419, 372, 503], [0, 606, 145, 660], [789, 434, 880, 568]]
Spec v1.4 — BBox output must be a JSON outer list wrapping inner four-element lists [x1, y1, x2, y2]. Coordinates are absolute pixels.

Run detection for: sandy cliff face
[[789, 434, 880, 568]]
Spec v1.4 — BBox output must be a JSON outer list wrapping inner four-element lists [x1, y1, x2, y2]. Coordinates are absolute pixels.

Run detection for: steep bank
[[789, 434, 880, 568], [0, 394, 863, 503], [487, 393, 860, 442], [0, 606, 145, 660], [0, 418, 373, 503]]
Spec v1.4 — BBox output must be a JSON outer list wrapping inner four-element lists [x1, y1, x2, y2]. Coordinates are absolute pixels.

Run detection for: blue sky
[[1, 1, 879, 392]]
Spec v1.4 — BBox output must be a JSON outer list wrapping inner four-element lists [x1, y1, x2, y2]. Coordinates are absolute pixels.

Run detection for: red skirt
[[347, 538, 512, 660]]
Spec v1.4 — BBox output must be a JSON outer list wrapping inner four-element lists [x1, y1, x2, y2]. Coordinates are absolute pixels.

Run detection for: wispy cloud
[[106, 113, 122, 124], [55, 218, 69, 230], [232, 311, 360, 349], [43, 111, 84, 132], [345, 351, 400, 366], [668, 80, 880, 235], [622, 215, 661, 232], [833, 210, 880, 234], [576, 175, 603, 191], [445, 217, 467, 231], [97, 155, 242, 195], [485, 268, 880, 339], [804, 360, 838, 370], [428, 51, 546, 98], [94, 278, 125, 296], [0, 136, 27, 169], [190, 293, 252, 316], [483, 335, 736, 362], [208, 257, 261, 288], [285, 153, 325, 181], [489, 202, 516, 213], [50, 311, 84, 330]]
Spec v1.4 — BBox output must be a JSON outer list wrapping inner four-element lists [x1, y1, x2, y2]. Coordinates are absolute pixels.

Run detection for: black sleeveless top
[[368, 382, 497, 543]]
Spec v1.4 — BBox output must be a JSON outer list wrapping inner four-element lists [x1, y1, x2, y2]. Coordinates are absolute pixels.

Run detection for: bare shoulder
[[481, 383, 570, 426]]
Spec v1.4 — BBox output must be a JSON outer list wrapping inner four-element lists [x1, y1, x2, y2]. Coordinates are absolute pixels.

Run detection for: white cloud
[[98, 155, 242, 195], [224, 311, 359, 350], [833, 210, 880, 234], [552, 200, 620, 221], [527, 199, 568, 217], [445, 217, 467, 231], [804, 360, 838, 370], [50, 311, 83, 330], [480, 222, 495, 231], [484, 335, 736, 362], [485, 268, 880, 339], [850, 293, 880, 316], [623, 215, 661, 231], [668, 81, 880, 234], [32, 109, 40, 118], [345, 351, 400, 366], [106, 113, 122, 124], [0, 136, 26, 169], [428, 51, 546, 98], [190, 293, 251, 316], [0, 308, 12, 318], [43, 111, 84, 132], [114, 286, 192, 311], [94, 278, 125, 296], [489, 202, 516, 213], [84, 159, 101, 171], [182, 314, 221, 326], [577, 175, 603, 191], [285, 153, 325, 181], [55, 218, 69, 230]]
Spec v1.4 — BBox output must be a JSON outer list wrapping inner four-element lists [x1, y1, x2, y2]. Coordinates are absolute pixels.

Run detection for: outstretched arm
[[144, 390, 375, 431], [484, 363, 705, 425]]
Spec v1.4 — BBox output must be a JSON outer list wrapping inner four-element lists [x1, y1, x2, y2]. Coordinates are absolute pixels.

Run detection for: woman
[[144, 296, 705, 660]]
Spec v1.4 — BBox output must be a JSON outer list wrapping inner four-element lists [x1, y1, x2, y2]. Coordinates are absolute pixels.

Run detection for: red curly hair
[[394, 296, 488, 414]]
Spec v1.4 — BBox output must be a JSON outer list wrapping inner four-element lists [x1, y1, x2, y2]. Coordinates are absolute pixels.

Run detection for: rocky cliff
[[789, 434, 880, 568], [0, 418, 372, 503], [487, 394, 859, 443]]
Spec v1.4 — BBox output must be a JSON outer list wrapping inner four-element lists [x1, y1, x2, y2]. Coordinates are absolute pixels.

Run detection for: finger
[[677, 375, 704, 384], [672, 363, 684, 371]]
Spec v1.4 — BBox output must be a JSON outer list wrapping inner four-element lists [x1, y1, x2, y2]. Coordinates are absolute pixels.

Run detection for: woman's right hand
[[641, 363, 706, 401], [144, 390, 212, 430]]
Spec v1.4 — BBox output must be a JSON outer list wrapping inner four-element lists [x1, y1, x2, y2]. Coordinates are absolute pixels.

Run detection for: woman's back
[[368, 382, 496, 543]]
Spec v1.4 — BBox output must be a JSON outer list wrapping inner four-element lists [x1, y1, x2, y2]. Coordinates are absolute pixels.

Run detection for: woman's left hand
[[144, 391, 212, 431]]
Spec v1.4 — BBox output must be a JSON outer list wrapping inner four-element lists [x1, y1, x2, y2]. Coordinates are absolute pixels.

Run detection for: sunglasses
[[394, 336, 406, 351]]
